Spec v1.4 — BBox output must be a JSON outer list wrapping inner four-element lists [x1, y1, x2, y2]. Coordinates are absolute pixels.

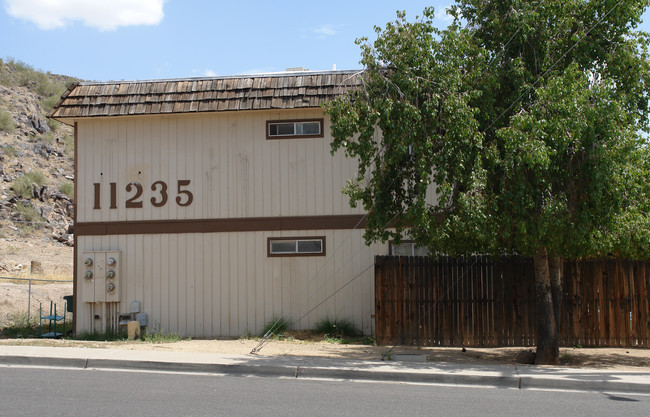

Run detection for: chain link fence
[[0, 276, 72, 328]]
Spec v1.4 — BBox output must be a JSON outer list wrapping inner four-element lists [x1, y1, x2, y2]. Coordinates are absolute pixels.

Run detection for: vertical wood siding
[[375, 256, 650, 347], [76, 109, 387, 223], [77, 231, 385, 337], [74, 109, 436, 336]]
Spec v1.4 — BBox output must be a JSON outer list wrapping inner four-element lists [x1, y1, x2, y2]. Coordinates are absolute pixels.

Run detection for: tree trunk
[[548, 255, 563, 337], [534, 247, 559, 365]]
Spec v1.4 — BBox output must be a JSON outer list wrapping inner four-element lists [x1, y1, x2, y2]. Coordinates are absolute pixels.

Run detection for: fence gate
[[374, 256, 650, 347]]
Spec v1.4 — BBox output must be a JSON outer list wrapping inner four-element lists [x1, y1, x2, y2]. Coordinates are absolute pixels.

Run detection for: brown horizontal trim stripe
[[75, 214, 367, 236]]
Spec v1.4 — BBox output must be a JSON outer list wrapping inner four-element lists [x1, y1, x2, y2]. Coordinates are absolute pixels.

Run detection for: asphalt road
[[2, 366, 649, 416]]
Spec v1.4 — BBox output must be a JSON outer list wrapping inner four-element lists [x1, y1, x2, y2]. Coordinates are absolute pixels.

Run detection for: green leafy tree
[[325, 1, 650, 364], [325, 8, 493, 255]]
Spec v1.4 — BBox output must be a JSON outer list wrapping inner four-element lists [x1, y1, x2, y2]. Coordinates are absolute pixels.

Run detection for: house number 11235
[[93, 180, 194, 209]]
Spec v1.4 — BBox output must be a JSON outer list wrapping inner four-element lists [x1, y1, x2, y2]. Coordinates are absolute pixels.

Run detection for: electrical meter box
[[81, 251, 121, 303]]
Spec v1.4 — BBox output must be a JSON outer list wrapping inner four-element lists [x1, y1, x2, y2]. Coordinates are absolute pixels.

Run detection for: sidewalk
[[1, 345, 649, 394]]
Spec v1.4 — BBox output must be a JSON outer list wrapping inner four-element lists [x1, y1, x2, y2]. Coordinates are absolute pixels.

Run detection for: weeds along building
[[48, 69, 394, 337]]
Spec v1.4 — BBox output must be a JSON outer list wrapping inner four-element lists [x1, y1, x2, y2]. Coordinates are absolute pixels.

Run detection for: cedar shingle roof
[[48, 70, 361, 123]]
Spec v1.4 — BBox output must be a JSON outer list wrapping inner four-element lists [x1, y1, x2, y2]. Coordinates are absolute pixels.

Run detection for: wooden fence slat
[[496, 260, 506, 346], [446, 257, 454, 346], [502, 258, 513, 346], [621, 261, 634, 346], [639, 263, 650, 346], [630, 262, 639, 346], [476, 257, 482, 346], [594, 263, 615, 346], [639, 262, 646, 346], [425, 257, 430, 344], [580, 261, 590, 346], [614, 261, 623, 347], [374, 257, 649, 348], [595, 261, 604, 346], [463, 257, 469, 346]]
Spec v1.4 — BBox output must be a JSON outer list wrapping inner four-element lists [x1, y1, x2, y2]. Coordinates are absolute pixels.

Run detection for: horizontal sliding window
[[389, 241, 430, 256], [268, 236, 326, 257], [266, 119, 323, 139]]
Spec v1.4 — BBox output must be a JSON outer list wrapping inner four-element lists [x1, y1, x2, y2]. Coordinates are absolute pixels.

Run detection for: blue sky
[[1, 0, 649, 82]]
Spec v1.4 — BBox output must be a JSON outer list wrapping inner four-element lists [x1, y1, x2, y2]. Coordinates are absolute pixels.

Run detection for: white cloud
[[191, 68, 218, 77], [311, 24, 338, 38], [434, 4, 454, 23], [5, 0, 165, 31]]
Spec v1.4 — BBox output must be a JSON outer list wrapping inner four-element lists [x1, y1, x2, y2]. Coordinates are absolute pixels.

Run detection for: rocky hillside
[[0, 58, 78, 275]]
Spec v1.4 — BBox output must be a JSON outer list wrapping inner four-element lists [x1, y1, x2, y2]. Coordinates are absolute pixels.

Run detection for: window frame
[[266, 118, 324, 140], [267, 236, 326, 257], [389, 240, 430, 256]]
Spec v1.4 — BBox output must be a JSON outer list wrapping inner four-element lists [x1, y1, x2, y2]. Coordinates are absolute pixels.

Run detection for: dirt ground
[[0, 336, 649, 370], [0, 282, 72, 327], [1, 282, 649, 370], [0, 237, 73, 278], [0, 234, 73, 327]]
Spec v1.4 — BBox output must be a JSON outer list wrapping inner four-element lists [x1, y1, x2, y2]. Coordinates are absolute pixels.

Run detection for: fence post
[[27, 279, 32, 323]]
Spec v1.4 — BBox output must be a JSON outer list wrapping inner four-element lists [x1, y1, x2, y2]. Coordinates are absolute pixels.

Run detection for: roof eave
[[46, 70, 362, 120], [47, 81, 80, 125]]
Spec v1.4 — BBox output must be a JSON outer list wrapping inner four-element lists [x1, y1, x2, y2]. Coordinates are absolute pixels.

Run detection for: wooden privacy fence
[[374, 256, 650, 347]]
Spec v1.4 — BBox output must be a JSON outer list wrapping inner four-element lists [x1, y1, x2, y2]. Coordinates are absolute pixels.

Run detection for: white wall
[[76, 109, 364, 223], [74, 109, 424, 336], [77, 230, 385, 337]]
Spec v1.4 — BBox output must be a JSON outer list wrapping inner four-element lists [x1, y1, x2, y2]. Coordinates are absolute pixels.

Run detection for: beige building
[[49, 70, 392, 337]]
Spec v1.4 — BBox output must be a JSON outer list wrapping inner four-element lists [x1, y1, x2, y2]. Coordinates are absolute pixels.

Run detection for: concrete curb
[[518, 374, 650, 394], [0, 354, 521, 388], [1, 354, 648, 394], [0, 355, 298, 378], [0, 355, 87, 369], [297, 366, 520, 388]]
